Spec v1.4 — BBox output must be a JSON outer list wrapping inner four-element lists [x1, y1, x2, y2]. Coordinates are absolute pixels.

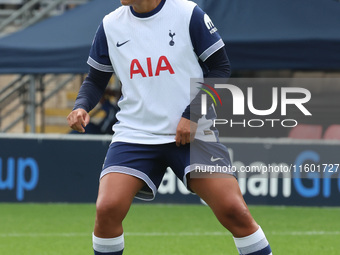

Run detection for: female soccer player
[[67, 0, 272, 254]]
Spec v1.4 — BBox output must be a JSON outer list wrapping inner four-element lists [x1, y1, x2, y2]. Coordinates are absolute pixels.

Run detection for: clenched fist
[[67, 108, 90, 133]]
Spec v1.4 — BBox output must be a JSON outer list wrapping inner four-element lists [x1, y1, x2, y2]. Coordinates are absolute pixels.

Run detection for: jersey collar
[[130, 0, 166, 18]]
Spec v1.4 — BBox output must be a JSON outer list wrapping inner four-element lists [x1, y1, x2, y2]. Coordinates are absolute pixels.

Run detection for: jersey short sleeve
[[87, 22, 114, 73], [189, 5, 225, 62]]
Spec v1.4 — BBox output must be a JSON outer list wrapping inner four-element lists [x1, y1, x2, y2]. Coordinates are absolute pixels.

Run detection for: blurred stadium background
[[0, 0, 340, 254]]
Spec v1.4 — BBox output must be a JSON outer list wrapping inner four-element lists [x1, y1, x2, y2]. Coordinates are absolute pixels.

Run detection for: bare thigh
[[94, 172, 145, 237], [188, 176, 258, 237]]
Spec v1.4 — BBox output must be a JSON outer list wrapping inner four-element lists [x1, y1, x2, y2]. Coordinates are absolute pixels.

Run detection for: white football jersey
[[88, 0, 225, 144]]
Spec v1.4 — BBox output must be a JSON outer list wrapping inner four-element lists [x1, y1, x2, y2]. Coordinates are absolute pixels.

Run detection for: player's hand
[[67, 108, 90, 133], [175, 117, 198, 147]]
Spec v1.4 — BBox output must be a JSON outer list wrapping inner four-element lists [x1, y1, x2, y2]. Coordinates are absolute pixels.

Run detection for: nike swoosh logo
[[116, 40, 130, 47], [211, 156, 223, 162]]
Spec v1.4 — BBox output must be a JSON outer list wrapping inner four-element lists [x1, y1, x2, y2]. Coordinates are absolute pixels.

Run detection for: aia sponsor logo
[[130, 56, 175, 79]]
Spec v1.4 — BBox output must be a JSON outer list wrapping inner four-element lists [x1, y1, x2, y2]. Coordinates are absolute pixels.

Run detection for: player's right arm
[[67, 67, 113, 133], [67, 108, 90, 133], [68, 22, 114, 133]]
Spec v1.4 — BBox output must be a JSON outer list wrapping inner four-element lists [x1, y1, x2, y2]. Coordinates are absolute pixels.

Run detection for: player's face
[[120, 0, 161, 13], [120, 0, 139, 6]]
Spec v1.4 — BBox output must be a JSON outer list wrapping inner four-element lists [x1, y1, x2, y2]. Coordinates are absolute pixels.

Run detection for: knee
[[214, 199, 255, 228], [94, 196, 129, 236], [96, 196, 128, 222]]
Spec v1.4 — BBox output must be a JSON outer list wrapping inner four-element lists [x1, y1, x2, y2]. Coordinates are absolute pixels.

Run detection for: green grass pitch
[[0, 203, 339, 255]]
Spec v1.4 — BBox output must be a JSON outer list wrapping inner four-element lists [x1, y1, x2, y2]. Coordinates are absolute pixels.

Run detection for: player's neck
[[132, 0, 162, 14]]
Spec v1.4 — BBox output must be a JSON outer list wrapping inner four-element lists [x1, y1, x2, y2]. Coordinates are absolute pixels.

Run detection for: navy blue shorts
[[101, 139, 233, 200]]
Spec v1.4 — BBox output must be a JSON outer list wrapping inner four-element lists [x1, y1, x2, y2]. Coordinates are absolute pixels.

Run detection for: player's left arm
[[175, 5, 230, 146], [175, 49, 230, 146], [181, 47, 230, 122]]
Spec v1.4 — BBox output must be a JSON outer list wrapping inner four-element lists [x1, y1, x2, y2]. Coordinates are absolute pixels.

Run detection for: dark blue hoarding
[[0, 134, 339, 206]]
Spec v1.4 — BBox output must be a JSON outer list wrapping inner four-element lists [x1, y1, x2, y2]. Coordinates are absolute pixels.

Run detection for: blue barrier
[[0, 134, 339, 206]]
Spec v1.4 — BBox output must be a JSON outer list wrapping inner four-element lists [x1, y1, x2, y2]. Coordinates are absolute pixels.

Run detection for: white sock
[[92, 232, 124, 254], [233, 226, 272, 255]]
